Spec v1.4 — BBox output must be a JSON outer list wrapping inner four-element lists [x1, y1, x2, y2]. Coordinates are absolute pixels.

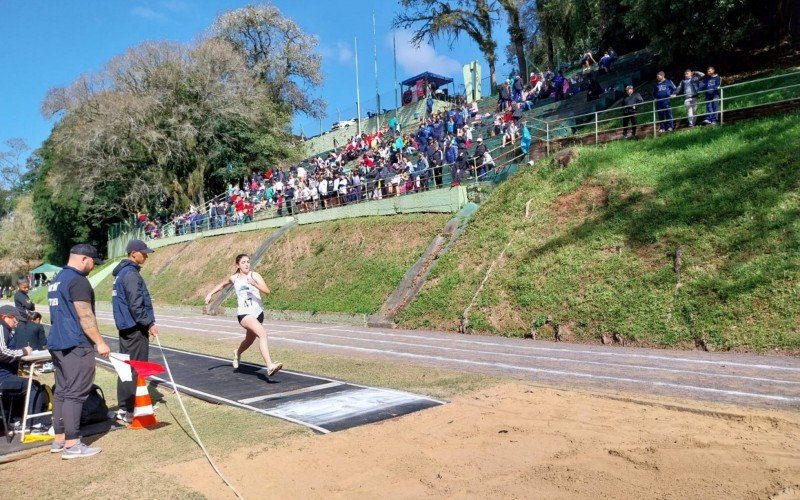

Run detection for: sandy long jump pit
[[164, 380, 800, 499]]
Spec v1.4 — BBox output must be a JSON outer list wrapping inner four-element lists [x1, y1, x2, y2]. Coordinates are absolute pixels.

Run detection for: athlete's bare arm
[[247, 272, 270, 295], [205, 276, 234, 305]]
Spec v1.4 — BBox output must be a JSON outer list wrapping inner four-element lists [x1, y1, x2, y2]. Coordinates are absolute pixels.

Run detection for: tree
[[498, 0, 527, 78], [0, 195, 45, 272], [36, 37, 302, 258], [394, 0, 501, 91], [210, 3, 325, 118]]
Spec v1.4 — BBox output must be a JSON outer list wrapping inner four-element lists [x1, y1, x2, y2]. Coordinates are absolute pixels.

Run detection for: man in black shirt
[[14, 278, 34, 323]]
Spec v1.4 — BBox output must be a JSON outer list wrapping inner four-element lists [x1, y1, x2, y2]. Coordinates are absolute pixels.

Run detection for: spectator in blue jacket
[[653, 71, 677, 132], [111, 239, 158, 424], [675, 69, 705, 127], [702, 66, 722, 125], [553, 71, 566, 101], [598, 50, 613, 73]]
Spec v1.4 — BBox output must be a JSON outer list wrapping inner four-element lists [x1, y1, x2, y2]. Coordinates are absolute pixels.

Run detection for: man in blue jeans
[[653, 71, 677, 133], [702, 66, 722, 124]]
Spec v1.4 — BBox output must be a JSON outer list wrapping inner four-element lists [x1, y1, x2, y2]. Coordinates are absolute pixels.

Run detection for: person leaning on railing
[[701, 67, 722, 125]]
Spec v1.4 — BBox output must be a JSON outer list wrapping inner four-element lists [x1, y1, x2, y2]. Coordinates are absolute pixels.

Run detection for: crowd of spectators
[[133, 47, 704, 242]]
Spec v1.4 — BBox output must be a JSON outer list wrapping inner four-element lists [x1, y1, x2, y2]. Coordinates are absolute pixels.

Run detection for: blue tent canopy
[[400, 71, 454, 88]]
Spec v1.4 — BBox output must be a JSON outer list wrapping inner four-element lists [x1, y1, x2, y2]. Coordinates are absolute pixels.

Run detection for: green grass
[[397, 111, 800, 351], [240, 214, 450, 315], [92, 214, 449, 315]]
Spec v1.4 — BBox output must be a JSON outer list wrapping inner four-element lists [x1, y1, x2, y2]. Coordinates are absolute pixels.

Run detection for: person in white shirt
[[205, 254, 282, 377]]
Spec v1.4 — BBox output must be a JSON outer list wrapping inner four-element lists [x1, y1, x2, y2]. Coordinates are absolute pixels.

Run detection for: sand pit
[[165, 381, 800, 499]]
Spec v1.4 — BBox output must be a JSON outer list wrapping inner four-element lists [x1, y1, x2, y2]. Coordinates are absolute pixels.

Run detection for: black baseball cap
[[0, 305, 22, 320], [70, 243, 104, 265], [126, 239, 154, 255]]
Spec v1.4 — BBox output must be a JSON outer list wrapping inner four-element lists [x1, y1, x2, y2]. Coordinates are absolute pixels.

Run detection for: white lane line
[[127, 311, 800, 373], [277, 330, 800, 387], [107, 319, 800, 387], [238, 381, 345, 405], [269, 337, 800, 403], [313, 326, 800, 373]]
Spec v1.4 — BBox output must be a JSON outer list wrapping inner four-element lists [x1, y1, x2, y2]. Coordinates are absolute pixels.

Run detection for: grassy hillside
[[239, 214, 449, 314], [96, 214, 449, 315], [397, 112, 800, 351], [95, 231, 269, 305]]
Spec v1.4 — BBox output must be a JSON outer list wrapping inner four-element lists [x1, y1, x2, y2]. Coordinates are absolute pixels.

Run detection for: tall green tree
[[394, 0, 501, 91], [210, 3, 325, 118], [36, 38, 301, 258]]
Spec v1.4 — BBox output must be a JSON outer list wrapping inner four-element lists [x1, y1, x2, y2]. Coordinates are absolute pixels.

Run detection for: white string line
[[154, 335, 245, 499]]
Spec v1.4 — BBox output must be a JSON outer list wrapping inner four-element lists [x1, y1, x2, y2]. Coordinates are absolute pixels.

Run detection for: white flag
[[109, 353, 133, 382]]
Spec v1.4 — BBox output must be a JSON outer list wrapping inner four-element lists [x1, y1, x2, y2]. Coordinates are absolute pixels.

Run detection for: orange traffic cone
[[130, 376, 157, 429]]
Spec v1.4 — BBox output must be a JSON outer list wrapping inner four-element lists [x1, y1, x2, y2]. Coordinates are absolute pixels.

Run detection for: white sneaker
[[62, 441, 101, 459], [232, 350, 239, 369], [112, 409, 133, 424]]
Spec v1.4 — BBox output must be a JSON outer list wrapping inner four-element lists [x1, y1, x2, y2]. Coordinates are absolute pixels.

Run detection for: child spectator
[[702, 66, 722, 125], [675, 69, 705, 127], [653, 71, 677, 133]]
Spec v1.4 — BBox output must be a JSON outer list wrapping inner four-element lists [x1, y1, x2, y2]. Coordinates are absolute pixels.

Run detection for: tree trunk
[[488, 56, 497, 94], [514, 39, 527, 78], [503, 5, 527, 80], [546, 34, 555, 69]]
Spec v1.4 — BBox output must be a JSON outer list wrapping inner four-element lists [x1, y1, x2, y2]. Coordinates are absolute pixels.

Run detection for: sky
[[0, 0, 512, 157]]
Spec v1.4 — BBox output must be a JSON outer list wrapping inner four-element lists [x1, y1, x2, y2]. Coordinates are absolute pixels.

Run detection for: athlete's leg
[[236, 326, 257, 357], [239, 315, 275, 367]]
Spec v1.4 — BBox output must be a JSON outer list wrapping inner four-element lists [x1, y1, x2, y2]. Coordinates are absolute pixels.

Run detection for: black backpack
[[80, 384, 109, 426]]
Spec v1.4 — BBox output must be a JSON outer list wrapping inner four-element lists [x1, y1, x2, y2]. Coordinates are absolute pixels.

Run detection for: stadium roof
[[400, 72, 454, 88]]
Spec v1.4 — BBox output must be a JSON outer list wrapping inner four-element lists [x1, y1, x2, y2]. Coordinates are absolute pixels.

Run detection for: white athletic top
[[232, 272, 263, 317]]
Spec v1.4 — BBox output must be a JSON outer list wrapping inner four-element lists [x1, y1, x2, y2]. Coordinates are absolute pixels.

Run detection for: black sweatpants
[[117, 326, 150, 413], [51, 346, 96, 440], [622, 113, 637, 137]]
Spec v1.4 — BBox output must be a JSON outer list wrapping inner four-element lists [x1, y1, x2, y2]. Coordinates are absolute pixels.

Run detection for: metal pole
[[595, 112, 599, 144], [393, 32, 399, 112], [546, 121, 550, 156], [652, 100, 657, 137], [354, 37, 362, 135], [719, 87, 725, 125], [373, 12, 380, 130]]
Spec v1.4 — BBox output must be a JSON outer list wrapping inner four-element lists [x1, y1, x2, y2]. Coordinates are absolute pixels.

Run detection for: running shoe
[[110, 409, 133, 424], [232, 350, 239, 369], [51, 440, 65, 453], [266, 363, 283, 377], [62, 441, 101, 459]]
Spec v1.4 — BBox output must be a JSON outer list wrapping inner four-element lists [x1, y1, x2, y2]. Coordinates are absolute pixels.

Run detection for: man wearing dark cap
[[48, 243, 110, 459], [0, 305, 32, 394], [111, 239, 158, 424]]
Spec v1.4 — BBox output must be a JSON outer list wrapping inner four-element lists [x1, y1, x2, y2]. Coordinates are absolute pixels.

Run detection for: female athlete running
[[205, 254, 282, 376]]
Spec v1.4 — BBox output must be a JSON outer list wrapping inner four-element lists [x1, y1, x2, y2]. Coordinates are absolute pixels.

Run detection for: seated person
[[12, 312, 47, 351], [0, 306, 33, 419], [586, 76, 604, 102]]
